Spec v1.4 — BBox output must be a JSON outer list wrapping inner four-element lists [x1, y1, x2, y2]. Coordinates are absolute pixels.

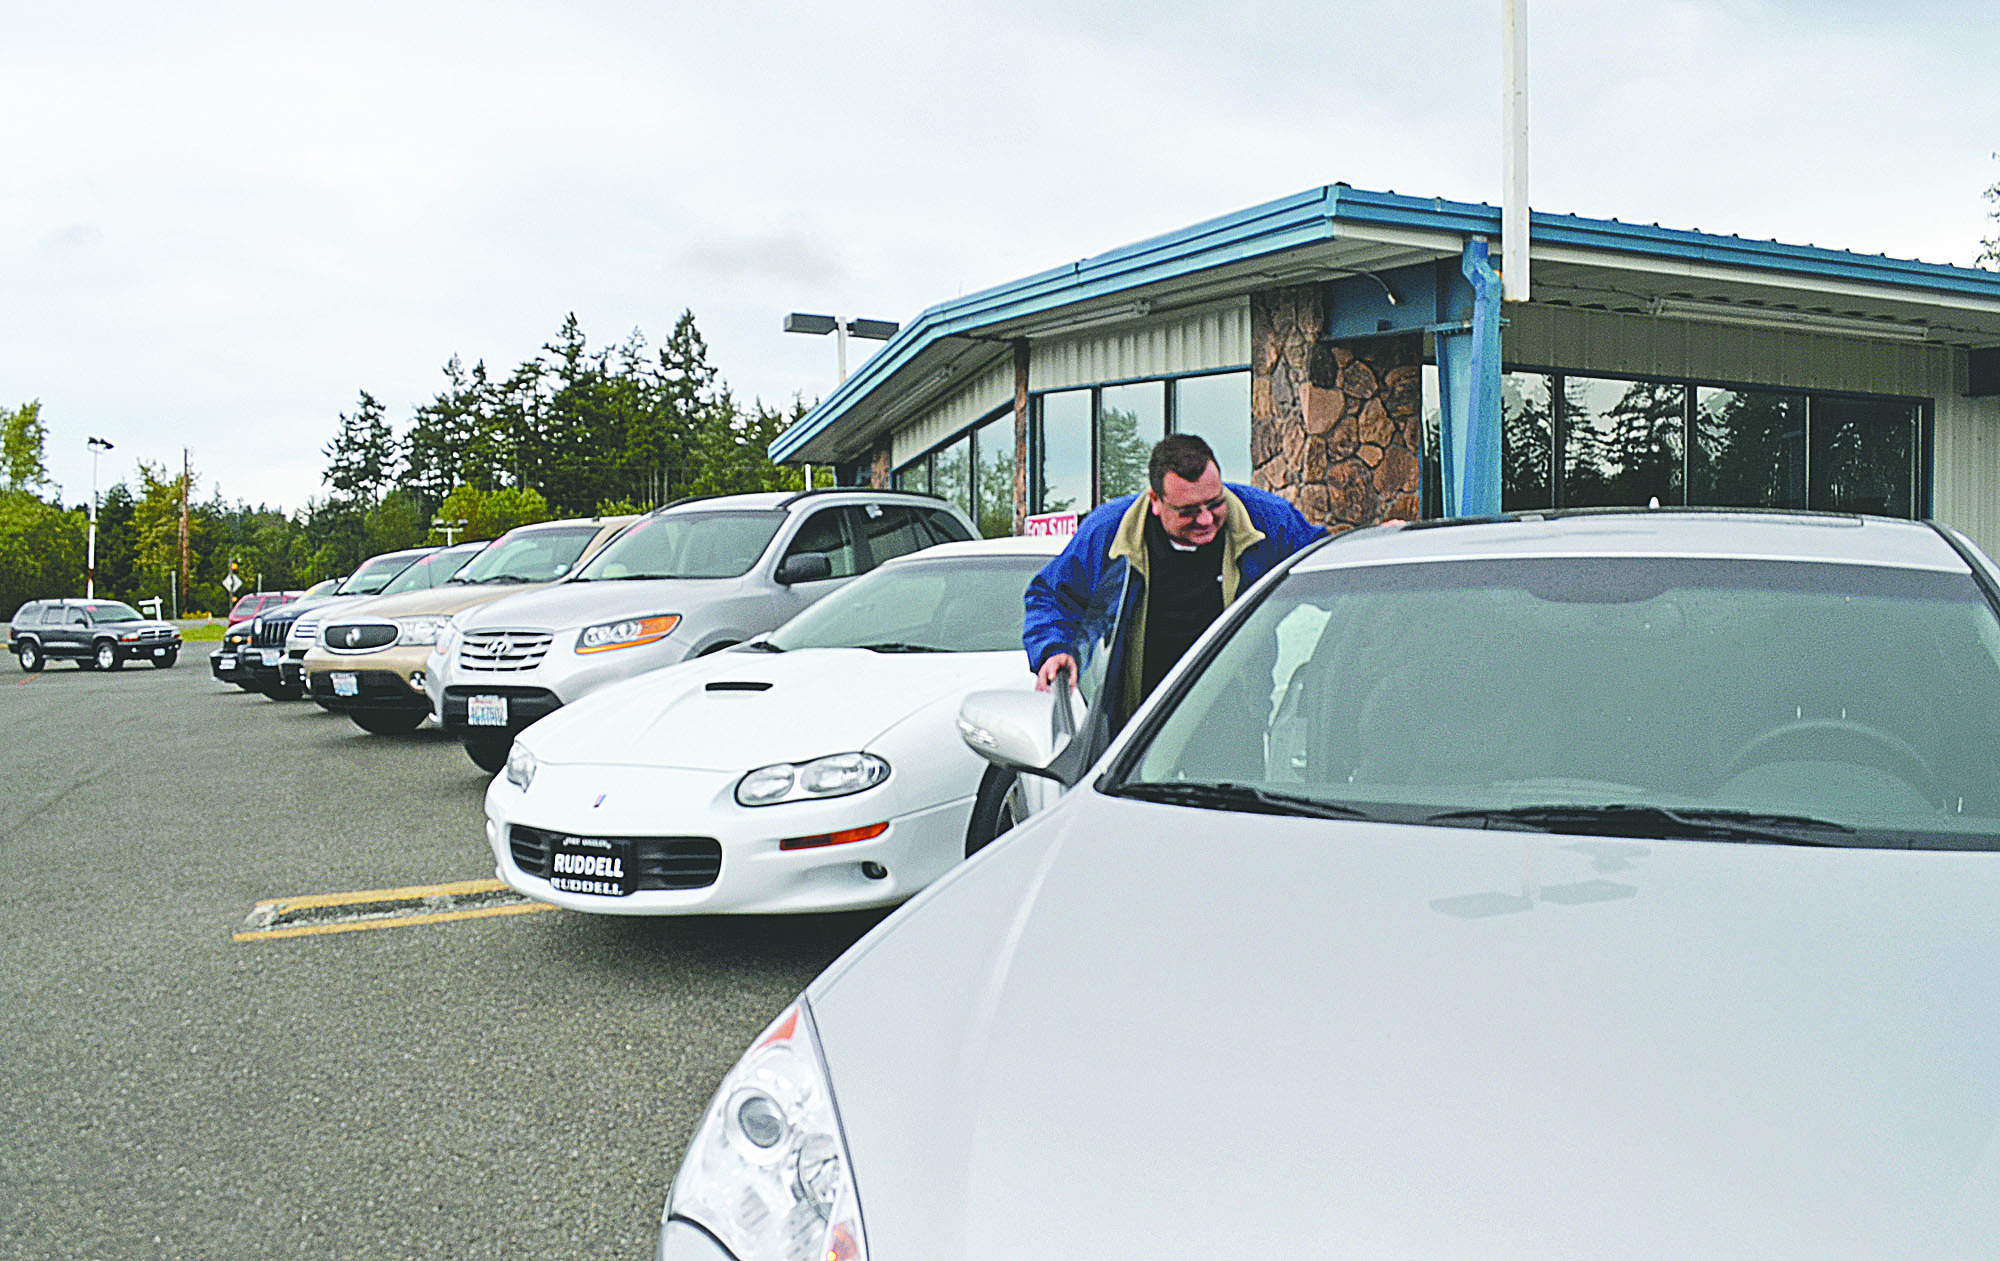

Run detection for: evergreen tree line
[[1, 311, 814, 619]]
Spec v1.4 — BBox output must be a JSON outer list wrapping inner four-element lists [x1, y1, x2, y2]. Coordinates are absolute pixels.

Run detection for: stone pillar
[[1251, 285, 1424, 529]]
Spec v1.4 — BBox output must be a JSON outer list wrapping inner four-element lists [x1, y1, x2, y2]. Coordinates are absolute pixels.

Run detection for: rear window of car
[[574, 511, 785, 581], [769, 554, 1049, 653], [451, 526, 604, 585], [341, 551, 429, 596]]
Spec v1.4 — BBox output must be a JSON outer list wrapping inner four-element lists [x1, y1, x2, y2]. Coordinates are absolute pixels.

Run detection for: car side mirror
[[776, 553, 833, 585], [958, 681, 1085, 784]]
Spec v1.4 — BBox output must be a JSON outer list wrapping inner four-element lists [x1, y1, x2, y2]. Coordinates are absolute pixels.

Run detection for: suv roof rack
[[775, 486, 952, 510]]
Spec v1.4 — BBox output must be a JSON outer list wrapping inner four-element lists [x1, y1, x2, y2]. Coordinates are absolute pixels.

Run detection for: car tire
[[352, 710, 427, 735], [965, 764, 1026, 858], [94, 641, 121, 671], [152, 648, 179, 669], [17, 640, 43, 672], [464, 736, 511, 774]]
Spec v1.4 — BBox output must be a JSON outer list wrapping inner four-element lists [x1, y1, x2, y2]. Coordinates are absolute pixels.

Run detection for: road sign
[[222, 571, 242, 595]]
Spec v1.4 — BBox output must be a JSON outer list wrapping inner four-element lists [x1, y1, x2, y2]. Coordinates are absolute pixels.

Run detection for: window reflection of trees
[[1694, 388, 1806, 508], [1561, 378, 1685, 508], [1810, 397, 1916, 516], [1501, 373, 1553, 510]]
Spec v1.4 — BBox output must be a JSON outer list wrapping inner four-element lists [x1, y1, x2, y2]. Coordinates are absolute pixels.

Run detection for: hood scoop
[[705, 680, 774, 692]]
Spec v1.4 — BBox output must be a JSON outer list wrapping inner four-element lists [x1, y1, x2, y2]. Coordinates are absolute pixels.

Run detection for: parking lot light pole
[[86, 436, 114, 597], [783, 314, 898, 489]]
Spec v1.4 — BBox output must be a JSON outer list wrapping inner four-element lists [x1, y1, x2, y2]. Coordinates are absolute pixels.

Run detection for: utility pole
[[178, 448, 191, 618]]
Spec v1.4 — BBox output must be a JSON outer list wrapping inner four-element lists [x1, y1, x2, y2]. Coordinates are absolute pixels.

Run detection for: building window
[[1693, 386, 1805, 508], [933, 433, 972, 523], [1809, 395, 1921, 516], [1036, 389, 1093, 515], [1422, 368, 1926, 519], [1097, 381, 1166, 501], [974, 410, 1016, 538], [1173, 372, 1252, 483], [1559, 376, 1686, 509]]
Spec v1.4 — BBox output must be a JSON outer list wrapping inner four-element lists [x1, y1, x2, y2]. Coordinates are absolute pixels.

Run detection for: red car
[[225, 590, 303, 625]]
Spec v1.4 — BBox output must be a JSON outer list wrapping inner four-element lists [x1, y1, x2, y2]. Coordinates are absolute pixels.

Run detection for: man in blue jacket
[[1023, 434, 1325, 729]]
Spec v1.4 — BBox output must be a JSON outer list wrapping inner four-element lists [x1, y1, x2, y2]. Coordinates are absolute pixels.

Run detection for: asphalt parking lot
[[0, 656, 888, 1260]]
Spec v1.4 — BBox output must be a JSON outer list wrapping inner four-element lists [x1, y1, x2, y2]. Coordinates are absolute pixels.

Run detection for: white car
[[483, 535, 1066, 916], [658, 509, 2000, 1261]]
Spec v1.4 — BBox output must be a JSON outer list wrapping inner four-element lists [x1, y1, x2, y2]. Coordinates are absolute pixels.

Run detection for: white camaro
[[483, 535, 1066, 915]]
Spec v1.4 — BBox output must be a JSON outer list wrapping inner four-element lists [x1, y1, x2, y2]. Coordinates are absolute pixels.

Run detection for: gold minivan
[[303, 515, 636, 733]]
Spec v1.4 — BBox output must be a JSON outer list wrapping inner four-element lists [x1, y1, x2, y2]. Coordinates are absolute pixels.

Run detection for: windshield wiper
[[1421, 803, 1859, 847], [856, 642, 946, 653], [1110, 781, 1380, 821]]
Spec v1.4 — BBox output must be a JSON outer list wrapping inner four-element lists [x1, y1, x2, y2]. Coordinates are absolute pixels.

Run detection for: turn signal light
[[778, 822, 889, 851]]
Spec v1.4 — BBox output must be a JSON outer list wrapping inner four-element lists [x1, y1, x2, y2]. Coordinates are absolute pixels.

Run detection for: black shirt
[[1141, 512, 1225, 697]]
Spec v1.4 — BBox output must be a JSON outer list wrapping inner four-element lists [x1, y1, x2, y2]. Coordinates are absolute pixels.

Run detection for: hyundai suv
[[303, 515, 635, 733], [429, 490, 975, 771]]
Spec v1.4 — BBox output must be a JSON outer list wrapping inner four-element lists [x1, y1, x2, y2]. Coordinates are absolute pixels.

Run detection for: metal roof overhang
[[773, 186, 2000, 466]]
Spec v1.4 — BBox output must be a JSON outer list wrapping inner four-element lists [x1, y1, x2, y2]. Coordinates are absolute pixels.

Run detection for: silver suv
[[427, 489, 976, 771]]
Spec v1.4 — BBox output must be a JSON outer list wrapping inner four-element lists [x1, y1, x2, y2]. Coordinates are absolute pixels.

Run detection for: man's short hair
[[1148, 434, 1218, 494]]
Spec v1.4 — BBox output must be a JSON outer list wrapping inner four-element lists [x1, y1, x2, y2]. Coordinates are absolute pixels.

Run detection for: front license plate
[[548, 837, 631, 897], [152, 647, 167, 657], [216, 654, 236, 670], [332, 672, 359, 697], [468, 694, 507, 726], [259, 649, 281, 666]]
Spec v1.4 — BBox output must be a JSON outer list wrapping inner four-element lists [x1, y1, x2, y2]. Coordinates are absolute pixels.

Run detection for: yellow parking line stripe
[[251, 876, 513, 915], [233, 900, 556, 942]]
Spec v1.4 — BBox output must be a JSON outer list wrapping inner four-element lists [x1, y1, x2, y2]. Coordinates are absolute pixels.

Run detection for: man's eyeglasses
[[1162, 494, 1227, 522]]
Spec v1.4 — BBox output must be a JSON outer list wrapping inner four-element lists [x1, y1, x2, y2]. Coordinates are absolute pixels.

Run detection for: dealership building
[[770, 184, 2000, 554]]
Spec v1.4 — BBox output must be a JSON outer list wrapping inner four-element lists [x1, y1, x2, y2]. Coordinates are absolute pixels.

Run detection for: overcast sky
[[6, 0, 1995, 514]]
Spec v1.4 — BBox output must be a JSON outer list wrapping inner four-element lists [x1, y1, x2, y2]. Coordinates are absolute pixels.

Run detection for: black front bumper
[[311, 669, 431, 715], [440, 685, 564, 738]]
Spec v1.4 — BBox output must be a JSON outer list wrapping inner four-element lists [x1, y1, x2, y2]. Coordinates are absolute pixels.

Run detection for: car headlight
[[666, 1000, 867, 1261], [504, 742, 537, 792], [576, 614, 680, 654], [396, 616, 451, 646], [736, 753, 890, 806]]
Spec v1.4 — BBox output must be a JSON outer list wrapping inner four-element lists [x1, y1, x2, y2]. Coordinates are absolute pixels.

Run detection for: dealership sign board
[[1024, 512, 1078, 538]]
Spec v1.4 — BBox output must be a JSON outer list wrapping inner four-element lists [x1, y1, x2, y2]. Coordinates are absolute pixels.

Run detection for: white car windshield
[[765, 554, 1047, 653], [1114, 555, 2000, 851], [573, 511, 784, 581]]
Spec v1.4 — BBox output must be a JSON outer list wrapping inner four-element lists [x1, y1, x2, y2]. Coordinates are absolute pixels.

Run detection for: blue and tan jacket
[[1022, 483, 1324, 724]]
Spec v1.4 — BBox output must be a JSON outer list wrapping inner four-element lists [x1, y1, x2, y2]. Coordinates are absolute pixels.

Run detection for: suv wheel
[[16, 640, 43, 672], [94, 641, 121, 671], [152, 648, 179, 669], [464, 735, 511, 774]]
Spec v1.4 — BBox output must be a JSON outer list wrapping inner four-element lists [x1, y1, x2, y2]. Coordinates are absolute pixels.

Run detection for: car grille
[[507, 825, 722, 891], [459, 631, 554, 671], [133, 627, 175, 644], [323, 622, 398, 652], [251, 619, 294, 648]]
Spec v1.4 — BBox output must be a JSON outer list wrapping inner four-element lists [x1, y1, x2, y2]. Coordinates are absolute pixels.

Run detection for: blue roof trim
[[773, 184, 2000, 462]]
